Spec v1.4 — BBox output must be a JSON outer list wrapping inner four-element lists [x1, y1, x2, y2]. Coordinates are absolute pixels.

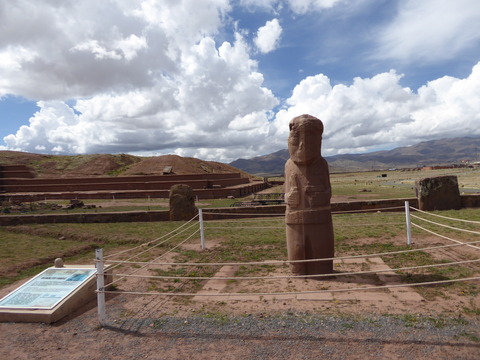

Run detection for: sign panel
[[0, 268, 96, 310]]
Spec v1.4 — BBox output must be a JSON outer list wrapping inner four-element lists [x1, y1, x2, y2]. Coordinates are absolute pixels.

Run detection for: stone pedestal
[[284, 114, 334, 275], [169, 184, 197, 221], [415, 175, 461, 211]]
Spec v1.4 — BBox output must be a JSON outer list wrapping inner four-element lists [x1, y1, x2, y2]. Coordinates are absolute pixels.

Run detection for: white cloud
[[1, 0, 479, 162], [287, 0, 345, 14], [375, 0, 480, 63], [254, 19, 283, 54], [238, 0, 346, 14], [239, 0, 279, 11], [270, 62, 480, 156], [0, 0, 280, 161]]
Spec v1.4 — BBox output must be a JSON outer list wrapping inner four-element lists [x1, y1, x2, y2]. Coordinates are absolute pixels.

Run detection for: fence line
[[411, 222, 480, 251], [410, 206, 480, 224], [201, 205, 406, 218], [104, 214, 199, 259], [106, 228, 200, 287], [410, 213, 480, 235], [96, 204, 479, 325], [204, 218, 283, 223], [104, 238, 480, 268], [331, 206, 405, 214], [98, 275, 480, 298], [112, 258, 480, 281], [202, 212, 284, 217], [206, 226, 283, 229], [105, 220, 200, 273]]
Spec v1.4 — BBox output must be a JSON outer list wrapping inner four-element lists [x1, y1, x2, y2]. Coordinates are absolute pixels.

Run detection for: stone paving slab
[[193, 257, 425, 303]]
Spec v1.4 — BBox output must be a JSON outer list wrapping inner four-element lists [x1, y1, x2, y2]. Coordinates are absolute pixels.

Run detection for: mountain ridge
[[229, 136, 480, 175]]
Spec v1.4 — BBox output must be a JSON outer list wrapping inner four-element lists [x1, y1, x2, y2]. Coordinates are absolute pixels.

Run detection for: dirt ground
[[1, 234, 479, 359]]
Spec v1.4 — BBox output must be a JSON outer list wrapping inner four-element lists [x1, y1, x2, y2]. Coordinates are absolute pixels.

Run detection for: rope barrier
[[104, 238, 480, 267], [104, 220, 200, 273], [334, 222, 405, 227], [411, 222, 480, 251], [200, 206, 405, 219], [112, 258, 480, 281], [205, 223, 405, 230], [104, 213, 199, 259], [410, 214, 480, 235], [201, 212, 284, 217], [98, 275, 480, 297], [95, 204, 480, 326], [204, 218, 284, 224], [206, 226, 284, 229], [105, 228, 200, 287], [410, 206, 480, 224], [331, 206, 405, 214]]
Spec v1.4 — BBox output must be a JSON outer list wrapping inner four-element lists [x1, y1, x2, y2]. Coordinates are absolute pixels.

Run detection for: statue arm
[[285, 172, 300, 208]]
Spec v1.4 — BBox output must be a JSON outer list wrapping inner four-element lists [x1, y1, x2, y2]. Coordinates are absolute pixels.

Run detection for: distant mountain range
[[229, 136, 480, 176]]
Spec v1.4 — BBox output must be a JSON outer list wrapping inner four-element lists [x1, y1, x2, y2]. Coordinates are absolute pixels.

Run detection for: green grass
[[1, 207, 478, 305], [0, 228, 88, 268]]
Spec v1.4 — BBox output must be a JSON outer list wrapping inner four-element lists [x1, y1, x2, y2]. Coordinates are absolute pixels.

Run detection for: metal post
[[95, 248, 106, 326], [405, 201, 412, 246], [199, 208, 205, 250]]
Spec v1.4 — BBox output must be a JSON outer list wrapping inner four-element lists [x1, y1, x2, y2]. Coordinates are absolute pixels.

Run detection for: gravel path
[[1, 311, 479, 359]]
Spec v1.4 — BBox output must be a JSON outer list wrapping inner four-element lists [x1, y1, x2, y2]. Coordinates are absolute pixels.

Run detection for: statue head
[[288, 114, 324, 165]]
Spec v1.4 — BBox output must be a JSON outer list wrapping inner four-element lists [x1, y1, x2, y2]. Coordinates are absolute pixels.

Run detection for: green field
[[1, 208, 478, 302], [1, 167, 478, 308]]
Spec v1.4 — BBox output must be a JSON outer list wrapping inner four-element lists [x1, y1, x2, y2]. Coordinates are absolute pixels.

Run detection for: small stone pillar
[[54, 258, 64, 268], [415, 175, 461, 211], [169, 184, 198, 221], [284, 114, 334, 275]]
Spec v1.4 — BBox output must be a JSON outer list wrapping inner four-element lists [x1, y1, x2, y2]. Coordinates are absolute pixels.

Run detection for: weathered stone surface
[[169, 184, 197, 221], [284, 114, 334, 275], [415, 175, 461, 211]]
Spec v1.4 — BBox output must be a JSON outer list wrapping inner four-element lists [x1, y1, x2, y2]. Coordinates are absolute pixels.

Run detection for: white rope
[[106, 229, 200, 287], [104, 213, 199, 259], [200, 205, 405, 218], [410, 214, 480, 235], [104, 238, 480, 267], [104, 220, 200, 273], [113, 258, 480, 281], [335, 222, 405, 227], [206, 226, 284, 229], [98, 275, 480, 297], [205, 223, 404, 230], [204, 218, 283, 224], [331, 206, 405, 214], [411, 222, 480, 251], [202, 211, 284, 217], [410, 206, 480, 224]]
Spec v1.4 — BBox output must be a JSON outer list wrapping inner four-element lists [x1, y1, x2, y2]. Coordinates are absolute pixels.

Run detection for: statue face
[[288, 120, 322, 165]]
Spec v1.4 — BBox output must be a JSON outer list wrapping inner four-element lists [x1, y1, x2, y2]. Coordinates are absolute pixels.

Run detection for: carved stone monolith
[[284, 114, 334, 275], [169, 184, 197, 221], [415, 175, 461, 211]]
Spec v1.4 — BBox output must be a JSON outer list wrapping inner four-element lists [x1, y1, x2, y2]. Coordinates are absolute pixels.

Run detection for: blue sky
[[1, 0, 479, 162]]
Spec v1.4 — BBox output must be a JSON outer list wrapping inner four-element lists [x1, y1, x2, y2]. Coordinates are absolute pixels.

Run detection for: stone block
[[169, 184, 197, 221], [415, 175, 461, 211]]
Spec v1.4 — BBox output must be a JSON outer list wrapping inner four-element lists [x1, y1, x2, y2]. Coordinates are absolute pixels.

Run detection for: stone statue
[[169, 184, 198, 221], [284, 114, 334, 275]]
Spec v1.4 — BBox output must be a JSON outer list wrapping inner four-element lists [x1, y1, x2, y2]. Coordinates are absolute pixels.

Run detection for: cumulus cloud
[[286, 0, 346, 14], [254, 19, 283, 53], [375, 0, 480, 63], [1, 0, 479, 162], [269, 62, 480, 156], [1, 0, 279, 161], [239, 0, 279, 11]]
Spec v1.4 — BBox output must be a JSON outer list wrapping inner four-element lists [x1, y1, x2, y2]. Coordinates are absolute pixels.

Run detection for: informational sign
[[0, 268, 96, 310]]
